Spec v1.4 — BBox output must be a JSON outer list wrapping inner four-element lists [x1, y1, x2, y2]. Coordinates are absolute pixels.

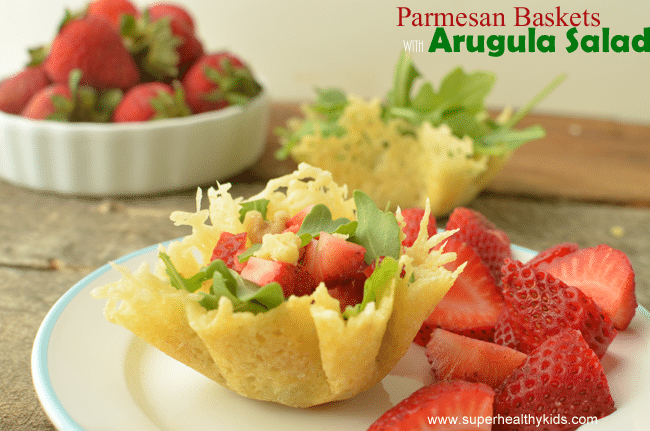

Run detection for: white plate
[[32, 243, 650, 430]]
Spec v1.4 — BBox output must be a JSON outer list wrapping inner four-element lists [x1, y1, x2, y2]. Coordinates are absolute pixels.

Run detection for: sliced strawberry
[[301, 232, 366, 285], [446, 207, 511, 283], [240, 256, 316, 297], [400, 207, 436, 247], [493, 308, 519, 351], [418, 238, 504, 346], [210, 231, 247, 272], [494, 329, 616, 431], [536, 244, 637, 330], [501, 259, 617, 358], [524, 242, 580, 269], [367, 380, 494, 431], [426, 328, 527, 389]]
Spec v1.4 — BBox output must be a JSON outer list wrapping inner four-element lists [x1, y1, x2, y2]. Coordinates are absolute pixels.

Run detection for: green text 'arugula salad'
[[275, 52, 564, 216]]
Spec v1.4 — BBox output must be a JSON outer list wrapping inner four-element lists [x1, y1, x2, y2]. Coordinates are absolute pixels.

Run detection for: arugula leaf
[[342, 256, 398, 319], [239, 198, 270, 222], [237, 243, 263, 264], [311, 87, 348, 121], [160, 251, 225, 293], [274, 88, 349, 160], [351, 190, 401, 264], [384, 52, 563, 157], [296, 204, 358, 246], [159, 251, 285, 314]]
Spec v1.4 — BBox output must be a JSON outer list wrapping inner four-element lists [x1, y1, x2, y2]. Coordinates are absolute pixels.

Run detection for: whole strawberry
[[21, 69, 122, 122], [21, 84, 73, 120], [147, 2, 195, 32], [0, 66, 50, 114], [494, 329, 616, 431], [44, 15, 139, 90], [182, 52, 262, 114], [145, 4, 204, 79], [112, 81, 190, 122], [87, 0, 140, 30]]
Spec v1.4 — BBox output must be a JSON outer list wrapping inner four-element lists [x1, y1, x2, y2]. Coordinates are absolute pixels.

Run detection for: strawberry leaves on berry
[[47, 69, 123, 122], [200, 56, 262, 106], [120, 11, 182, 81]]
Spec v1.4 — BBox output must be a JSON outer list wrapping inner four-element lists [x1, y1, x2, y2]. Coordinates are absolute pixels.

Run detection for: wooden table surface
[[1, 103, 649, 430]]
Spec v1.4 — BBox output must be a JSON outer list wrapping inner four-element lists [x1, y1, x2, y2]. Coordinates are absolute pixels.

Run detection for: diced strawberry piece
[[446, 207, 512, 283], [327, 277, 365, 313], [302, 238, 321, 281], [211, 232, 247, 272], [536, 244, 637, 330], [426, 328, 527, 389], [282, 224, 300, 234], [285, 204, 315, 232], [501, 259, 617, 358], [240, 257, 316, 297], [494, 329, 616, 431], [301, 233, 366, 284], [400, 207, 436, 247], [290, 267, 320, 297], [493, 308, 519, 351], [524, 242, 580, 269], [418, 238, 504, 346], [367, 380, 494, 431]]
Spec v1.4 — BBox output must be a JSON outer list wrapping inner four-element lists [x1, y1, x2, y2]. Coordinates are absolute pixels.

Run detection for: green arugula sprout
[[276, 52, 565, 159]]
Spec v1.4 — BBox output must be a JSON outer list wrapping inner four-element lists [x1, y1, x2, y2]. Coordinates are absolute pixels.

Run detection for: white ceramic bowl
[[0, 86, 270, 196]]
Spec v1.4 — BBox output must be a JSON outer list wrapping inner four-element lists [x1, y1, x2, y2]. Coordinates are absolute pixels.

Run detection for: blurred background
[[0, 0, 648, 124]]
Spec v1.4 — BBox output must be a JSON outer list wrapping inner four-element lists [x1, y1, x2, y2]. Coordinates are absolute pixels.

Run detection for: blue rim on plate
[[31, 241, 170, 431], [31, 242, 648, 430]]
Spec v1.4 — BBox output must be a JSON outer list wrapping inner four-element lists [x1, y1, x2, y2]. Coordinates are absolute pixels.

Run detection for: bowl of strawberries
[[0, 0, 269, 196]]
